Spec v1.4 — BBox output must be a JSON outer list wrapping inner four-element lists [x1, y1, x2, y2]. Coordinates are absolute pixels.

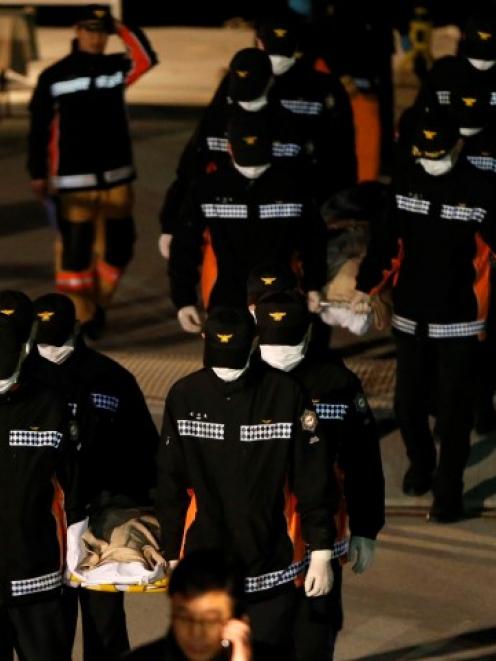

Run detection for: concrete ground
[[1, 24, 496, 661]]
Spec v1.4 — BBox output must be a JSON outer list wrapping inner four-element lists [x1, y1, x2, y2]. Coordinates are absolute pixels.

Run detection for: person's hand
[[307, 290, 321, 313], [348, 536, 376, 574], [350, 290, 371, 315], [31, 179, 48, 200], [221, 619, 252, 661], [158, 233, 173, 259], [177, 306, 202, 333], [304, 549, 333, 597]]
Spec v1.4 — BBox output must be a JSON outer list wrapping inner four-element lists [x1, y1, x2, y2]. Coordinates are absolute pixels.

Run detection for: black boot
[[402, 464, 434, 497], [81, 305, 106, 341]]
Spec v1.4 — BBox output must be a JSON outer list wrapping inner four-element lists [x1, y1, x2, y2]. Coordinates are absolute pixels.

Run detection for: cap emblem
[[37, 311, 55, 322], [217, 333, 233, 343], [261, 277, 276, 285], [94, 9, 106, 17], [274, 28, 288, 38], [478, 31, 492, 41], [236, 69, 249, 78], [243, 135, 258, 145], [0, 309, 14, 316], [423, 130, 437, 140], [462, 97, 477, 107], [269, 312, 286, 322]]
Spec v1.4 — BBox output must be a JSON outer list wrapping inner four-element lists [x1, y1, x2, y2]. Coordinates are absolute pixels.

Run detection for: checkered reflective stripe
[[280, 99, 323, 115], [396, 195, 430, 215], [491, 92, 496, 106], [258, 203, 303, 219], [467, 155, 496, 172], [392, 314, 486, 337], [332, 538, 350, 558], [206, 136, 228, 152], [315, 403, 349, 421], [91, 393, 119, 413], [201, 204, 248, 219], [178, 420, 225, 440], [272, 142, 302, 157], [245, 555, 309, 593], [436, 90, 450, 105], [11, 570, 62, 597], [9, 430, 62, 448], [240, 423, 293, 442], [440, 204, 487, 223]]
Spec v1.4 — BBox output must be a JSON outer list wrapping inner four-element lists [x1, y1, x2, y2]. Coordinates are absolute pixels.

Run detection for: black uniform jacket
[[270, 57, 357, 203], [159, 101, 307, 235], [157, 362, 336, 594], [28, 24, 157, 191], [0, 370, 81, 606], [33, 339, 159, 511], [125, 633, 274, 660], [168, 164, 328, 310], [291, 350, 385, 540], [417, 55, 496, 116], [356, 159, 496, 336]]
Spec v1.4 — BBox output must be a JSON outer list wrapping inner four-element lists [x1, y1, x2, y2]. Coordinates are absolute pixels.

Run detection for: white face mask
[[0, 370, 19, 394], [211, 357, 250, 382], [459, 127, 483, 137], [260, 339, 307, 372], [419, 153, 455, 176], [233, 162, 271, 179], [238, 95, 268, 112], [269, 54, 296, 76], [38, 341, 75, 365], [467, 58, 496, 71]]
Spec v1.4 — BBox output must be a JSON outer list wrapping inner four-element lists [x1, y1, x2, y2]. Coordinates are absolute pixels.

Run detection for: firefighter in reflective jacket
[[352, 109, 496, 523], [168, 112, 328, 332], [31, 292, 159, 660], [157, 307, 338, 654], [254, 289, 385, 660], [28, 4, 157, 337], [0, 290, 81, 661]]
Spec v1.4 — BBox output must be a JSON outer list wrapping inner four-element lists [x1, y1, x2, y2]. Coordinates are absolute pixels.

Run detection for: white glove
[[304, 549, 333, 597], [307, 290, 321, 313], [158, 233, 173, 259], [350, 290, 372, 315], [177, 306, 202, 333], [348, 536, 376, 574], [167, 559, 179, 573]]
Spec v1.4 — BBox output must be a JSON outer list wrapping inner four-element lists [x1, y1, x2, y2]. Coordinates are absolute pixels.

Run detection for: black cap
[[0, 315, 23, 379], [0, 290, 33, 343], [411, 110, 459, 160], [255, 292, 309, 346], [256, 19, 299, 57], [324, 182, 389, 222], [462, 14, 496, 61], [450, 87, 491, 129], [247, 262, 298, 305], [228, 48, 272, 102], [227, 112, 272, 167], [203, 308, 255, 369], [33, 294, 76, 347], [76, 4, 114, 33]]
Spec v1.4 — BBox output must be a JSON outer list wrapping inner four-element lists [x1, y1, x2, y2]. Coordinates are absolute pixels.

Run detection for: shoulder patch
[[300, 409, 318, 432]]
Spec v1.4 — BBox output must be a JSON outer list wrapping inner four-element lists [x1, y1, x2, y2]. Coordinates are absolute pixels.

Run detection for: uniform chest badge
[[301, 409, 318, 432]]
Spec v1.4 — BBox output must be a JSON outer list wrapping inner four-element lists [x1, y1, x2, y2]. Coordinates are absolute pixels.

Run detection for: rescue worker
[[0, 290, 81, 661], [254, 290, 385, 660], [168, 112, 327, 332], [451, 87, 496, 434], [255, 17, 357, 201], [28, 4, 157, 338], [416, 12, 496, 117], [351, 110, 496, 522], [156, 307, 337, 654], [32, 292, 159, 661]]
